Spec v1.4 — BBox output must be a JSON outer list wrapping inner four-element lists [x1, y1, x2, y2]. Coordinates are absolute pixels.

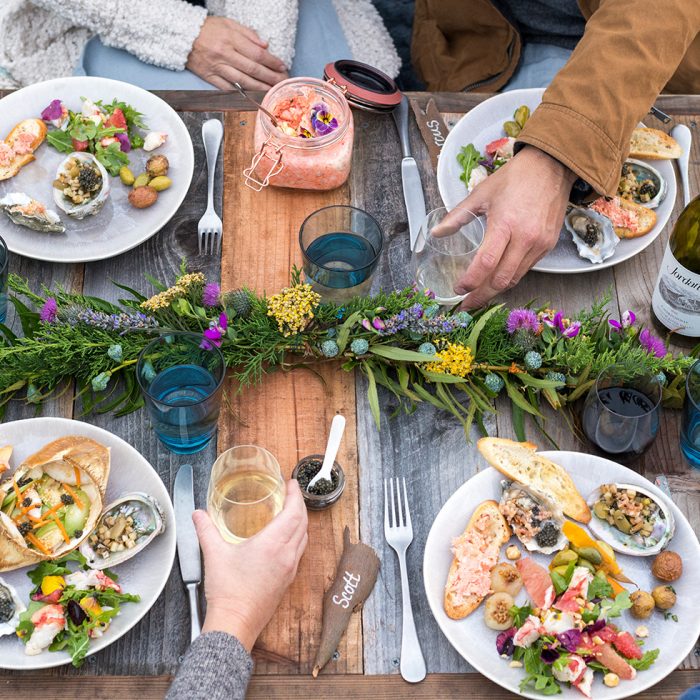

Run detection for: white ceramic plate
[[423, 451, 700, 699], [437, 89, 677, 274], [0, 417, 176, 669], [0, 77, 194, 263]]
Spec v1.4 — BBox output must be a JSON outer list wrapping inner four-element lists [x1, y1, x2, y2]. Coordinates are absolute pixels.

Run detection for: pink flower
[[202, 282, 221, 308], [201, 312, 228, 349], [639, 328, 666, 358], [115, 132, 131, 153], [39, 297, 58, 323], [609, 310, 636, 332], [562, 321, 581, 338], [40, 99, 63, 122], [506, 308, 539, 335], [371, 317, 386, 331]]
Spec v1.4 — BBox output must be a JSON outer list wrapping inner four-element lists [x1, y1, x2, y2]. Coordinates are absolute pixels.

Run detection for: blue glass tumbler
[[681, 359, 700, 468], [137, 332, 226, 454], [0, 235, 8, 325]]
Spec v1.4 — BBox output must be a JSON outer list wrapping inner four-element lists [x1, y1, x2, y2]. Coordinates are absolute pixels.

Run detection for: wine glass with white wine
[[207, 445, 285, 543], [411, 207, 484, 305]]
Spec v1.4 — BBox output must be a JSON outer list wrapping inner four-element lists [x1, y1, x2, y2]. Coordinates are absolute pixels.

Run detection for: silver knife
[[393, 95, 427, 252], [174, 464, 202, 642]]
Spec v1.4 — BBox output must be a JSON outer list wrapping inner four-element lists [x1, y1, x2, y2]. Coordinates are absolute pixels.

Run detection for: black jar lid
[[323, 60, 402, 113]]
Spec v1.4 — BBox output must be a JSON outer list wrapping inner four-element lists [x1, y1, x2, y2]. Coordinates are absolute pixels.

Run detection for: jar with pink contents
[[245, 77, 353, 192]]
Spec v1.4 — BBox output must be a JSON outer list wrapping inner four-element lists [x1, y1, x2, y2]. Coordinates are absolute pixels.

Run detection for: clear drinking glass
[[581, 364, 662, 458], [207, 445, 285, 543], [299, 205, 383, 303], [411, 207, 484, 305], [137, 332, 226, 454], [0, 235, 8, 325], [681, 359, 700, 468]]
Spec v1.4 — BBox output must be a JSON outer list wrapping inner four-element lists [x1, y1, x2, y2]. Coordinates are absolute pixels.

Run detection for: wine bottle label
[[652, 245, 700, 337]]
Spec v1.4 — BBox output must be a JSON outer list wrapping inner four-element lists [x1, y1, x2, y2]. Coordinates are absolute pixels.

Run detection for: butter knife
[[174, 464, 202, 642], [393, 95, 427, 252]]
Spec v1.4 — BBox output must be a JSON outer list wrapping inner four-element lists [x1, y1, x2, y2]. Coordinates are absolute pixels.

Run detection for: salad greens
[[457, 144, 482, 186]]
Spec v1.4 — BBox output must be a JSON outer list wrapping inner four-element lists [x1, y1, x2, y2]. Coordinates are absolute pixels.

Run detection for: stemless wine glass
[[137, 332, 226, 454], [411, 206, 484, 305], [581, 364, 662, 458], [207, 445, 285, 543], [680, 359, 700, 468], [300, 205, 384, 303], [0, 235, 8, 325]]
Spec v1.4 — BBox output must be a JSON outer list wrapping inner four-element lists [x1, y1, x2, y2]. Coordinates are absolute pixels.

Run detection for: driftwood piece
[[312, 527, 380, 677]]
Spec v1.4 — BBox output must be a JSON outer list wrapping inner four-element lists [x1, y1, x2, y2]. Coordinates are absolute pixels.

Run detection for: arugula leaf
[[581, 604, 600, 624], [46, 129, 74, 153], [457, 144, 483, 186], [602, 590, 632, 619], [26, 550, 87, 586], [95, 141, 129, 176], [50, 620, 90, 667], [587, 573, 613, 601], [519, 644, 562, 696], [552, 653, 570, 673], [511, 603, 532, 627], [628, 648, 660, 671]]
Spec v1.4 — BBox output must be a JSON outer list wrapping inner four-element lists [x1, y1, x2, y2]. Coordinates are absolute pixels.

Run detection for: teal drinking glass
[[137, 332, 226, 454]]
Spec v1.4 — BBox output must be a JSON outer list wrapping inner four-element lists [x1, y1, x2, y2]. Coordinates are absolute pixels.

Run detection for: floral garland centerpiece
[[0, 266, 692, 441]]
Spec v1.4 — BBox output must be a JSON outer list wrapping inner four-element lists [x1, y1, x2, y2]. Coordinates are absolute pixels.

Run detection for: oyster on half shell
[[564, 207, 619, 264], [53, 152, 110, 220], [586, 482, 675, 556], [80, 493, 165, 569], [0, 576, 25, 637], [0, 193, 64, 233], [499, 481, 567, 554], [618, 159, 667, 209]]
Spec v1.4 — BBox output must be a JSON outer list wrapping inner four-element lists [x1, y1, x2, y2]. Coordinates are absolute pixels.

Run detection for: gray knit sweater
[[167, 632, 254, 700], [0, 0, 400, 88]]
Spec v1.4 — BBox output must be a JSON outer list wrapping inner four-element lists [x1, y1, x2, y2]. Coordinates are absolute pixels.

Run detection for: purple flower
[[40, 99, 63, 121], [609, 309, 636, 332], [409, 303, 424, 319], [640, 328, 667, 358], [115, 132, 131, 153], [311, 103, 339, 136], [361, 319, 373, 332], [583, 619, 606, 634], [201, 312, 228, 349], [540, 646, 560, 664], [562, 321, 581, 338], [557, 628, 583, 652], [202, 282, 221, 308], [496, 628, 516, 656], [372, 317, 386, 331], [39, 297, 58, 323], [506, 308, 539, 335]]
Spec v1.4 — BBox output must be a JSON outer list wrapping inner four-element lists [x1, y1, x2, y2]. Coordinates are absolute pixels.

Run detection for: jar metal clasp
[[243, 137, 286, 191]]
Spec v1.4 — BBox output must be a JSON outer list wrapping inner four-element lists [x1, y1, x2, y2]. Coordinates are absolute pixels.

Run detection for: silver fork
[[198, 119, 224, 255], [384, 477, 427, 683]]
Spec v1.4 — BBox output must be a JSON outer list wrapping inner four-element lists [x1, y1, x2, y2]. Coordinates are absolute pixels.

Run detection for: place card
[[411, 97, 450, 171]]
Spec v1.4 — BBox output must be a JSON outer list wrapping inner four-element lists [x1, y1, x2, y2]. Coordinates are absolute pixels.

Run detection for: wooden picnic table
[[2, 90, 699, 699]]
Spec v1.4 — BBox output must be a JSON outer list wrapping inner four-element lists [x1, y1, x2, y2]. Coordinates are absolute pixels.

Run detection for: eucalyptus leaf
[[364, 364, 381, 430], [370, 345, 437, 362], [504, 377, 543, 417], [337, 311, 362, 352]]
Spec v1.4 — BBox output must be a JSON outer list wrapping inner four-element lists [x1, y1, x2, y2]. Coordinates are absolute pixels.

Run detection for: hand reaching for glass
[[433, 146, 578, 309], [194, 479, 308, 652]]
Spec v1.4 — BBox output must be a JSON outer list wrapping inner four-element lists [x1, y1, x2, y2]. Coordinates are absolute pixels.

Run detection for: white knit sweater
[[0, 0, 401, 88]]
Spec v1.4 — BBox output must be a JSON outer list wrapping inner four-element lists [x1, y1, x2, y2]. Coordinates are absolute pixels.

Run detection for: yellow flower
[[141, 272, 205, 312], [267, 283, 321, 336], [425, 342, 474, 378]]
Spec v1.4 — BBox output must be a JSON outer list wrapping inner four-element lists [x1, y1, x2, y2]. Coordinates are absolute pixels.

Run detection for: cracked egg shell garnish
[[0, 193, 65, 233], [0, 577, 25, 637], [81, 492, 164, 569], [587, 482, 675, 556], [53, 152, 110, 220]]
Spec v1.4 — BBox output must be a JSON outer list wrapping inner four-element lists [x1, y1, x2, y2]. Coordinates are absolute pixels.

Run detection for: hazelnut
[[505, 545, 521, 561], [129, 186, 158, 209], [603, 673, 620, 688], [652, 551, 683, 582], [635, 625, 649, 638]]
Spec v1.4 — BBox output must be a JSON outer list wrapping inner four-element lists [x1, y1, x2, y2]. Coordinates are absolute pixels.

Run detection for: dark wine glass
[[581, 364, 662, 458]]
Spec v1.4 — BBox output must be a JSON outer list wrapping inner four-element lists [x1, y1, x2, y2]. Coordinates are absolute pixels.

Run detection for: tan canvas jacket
[[412, 0, 700, 196]]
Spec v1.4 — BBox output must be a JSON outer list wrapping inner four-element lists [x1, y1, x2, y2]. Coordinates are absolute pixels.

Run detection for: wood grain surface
[[217, 111, 362, 675]]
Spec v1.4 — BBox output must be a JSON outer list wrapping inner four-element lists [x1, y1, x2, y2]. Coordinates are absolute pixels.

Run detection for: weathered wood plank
[[6, 669, 700, 699], [218, 110, 361, 675]]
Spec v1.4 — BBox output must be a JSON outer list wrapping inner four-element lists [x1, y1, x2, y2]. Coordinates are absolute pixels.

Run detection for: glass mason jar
[[245, 77, 354, 191]]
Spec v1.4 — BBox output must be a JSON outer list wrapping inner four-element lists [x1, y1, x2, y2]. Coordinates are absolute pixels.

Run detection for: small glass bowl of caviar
[[292, 454, 345, 510]]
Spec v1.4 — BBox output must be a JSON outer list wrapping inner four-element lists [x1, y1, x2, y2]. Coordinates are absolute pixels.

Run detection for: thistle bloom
[[201, 313, 228, 349], [202, 282, 221, 308], [609, 309, 637, 332], [39, 297, 58, 323], [639, 328, 667, 358], [506, 308, 539, 335]]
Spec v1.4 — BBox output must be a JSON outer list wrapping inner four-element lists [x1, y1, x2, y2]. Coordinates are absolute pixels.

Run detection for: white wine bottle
[[651, 195, 700, 341]]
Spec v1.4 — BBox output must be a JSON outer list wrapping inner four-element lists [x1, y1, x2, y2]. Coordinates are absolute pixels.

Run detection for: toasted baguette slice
[[0, 118, 47, 181], [444, 500, 510, 620], [615, 197, 656, 239], [477, 438, 591, 524], [629, 127, 681, 160]]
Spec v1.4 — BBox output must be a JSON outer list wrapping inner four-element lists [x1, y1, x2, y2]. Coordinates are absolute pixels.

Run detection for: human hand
[[441, 146, 577, 309], [186, 16, 288, 90], [194, 479, 308, 651]]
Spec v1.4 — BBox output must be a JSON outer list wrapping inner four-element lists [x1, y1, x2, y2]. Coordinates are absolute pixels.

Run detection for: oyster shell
[[564, 207, 619, 263], [499, 481, 567, 554], [0, 193, 64, 233], [0, 576, 25, 637], [80, 492, 165, 569], [618, 159, 666, 209], [53, 152, 110, 220], [586, 482, 675, 556]]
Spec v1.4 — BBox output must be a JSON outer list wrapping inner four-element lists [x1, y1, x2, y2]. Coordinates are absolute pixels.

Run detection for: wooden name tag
[[411, 97, 450, 171]]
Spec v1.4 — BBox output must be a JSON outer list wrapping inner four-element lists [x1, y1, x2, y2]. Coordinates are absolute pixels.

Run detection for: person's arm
[[30, 0, 288, 87], [166, 480, 308, 700], [517, 0, 700, 196]]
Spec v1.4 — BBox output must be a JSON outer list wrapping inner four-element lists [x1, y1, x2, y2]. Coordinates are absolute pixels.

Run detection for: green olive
[[577, 547, 603, 566], [133, 173, 151, 189], [613, 510, 632, 534], [552, 565, 570, 577], [119, 166, 135, 186], [503, 120, 521, 137], [551, 549, 578, 568], [593, 501, 609, 519], [148, 176, 172, 192], [514, 105, 531, 128], [577, 558, 597, 574]]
